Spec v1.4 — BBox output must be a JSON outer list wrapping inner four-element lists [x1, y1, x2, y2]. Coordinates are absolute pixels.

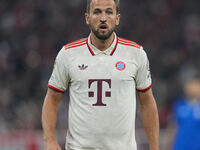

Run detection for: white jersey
[[48, 33, 152, 150]]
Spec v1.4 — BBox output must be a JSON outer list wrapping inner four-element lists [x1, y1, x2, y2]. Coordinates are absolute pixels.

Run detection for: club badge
[[115, 61, 126, 71]]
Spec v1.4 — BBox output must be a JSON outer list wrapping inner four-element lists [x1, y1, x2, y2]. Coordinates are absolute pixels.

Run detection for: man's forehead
[[90, 0, 116, 10]]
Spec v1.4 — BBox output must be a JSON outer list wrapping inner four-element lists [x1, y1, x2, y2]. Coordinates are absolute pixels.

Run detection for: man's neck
[[90, 32, 115, 51]]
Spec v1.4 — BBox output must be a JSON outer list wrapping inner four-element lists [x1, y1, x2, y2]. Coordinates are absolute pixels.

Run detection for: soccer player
[[41, 0, 159, 150], [172, 78, 200, 150]]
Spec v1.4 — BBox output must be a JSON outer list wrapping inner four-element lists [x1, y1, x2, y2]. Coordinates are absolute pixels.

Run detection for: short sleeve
[[135, 47, 152, 91], [48, 47, 69, 93]]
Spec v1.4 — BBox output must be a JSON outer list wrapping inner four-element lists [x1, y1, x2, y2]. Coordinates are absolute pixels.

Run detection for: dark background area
[[0, 0, 200, 149]]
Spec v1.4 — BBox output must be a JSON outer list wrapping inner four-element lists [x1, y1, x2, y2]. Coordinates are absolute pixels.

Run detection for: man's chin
[[97, 34, 109, 40], [94, 31, 113, 41]]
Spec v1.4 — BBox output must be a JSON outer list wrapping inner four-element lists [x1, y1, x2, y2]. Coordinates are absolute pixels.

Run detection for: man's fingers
[[57, 147, 61, 150]]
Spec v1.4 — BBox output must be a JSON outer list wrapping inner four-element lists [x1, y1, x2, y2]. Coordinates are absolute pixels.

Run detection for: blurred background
[[0, 0, 200, 149]]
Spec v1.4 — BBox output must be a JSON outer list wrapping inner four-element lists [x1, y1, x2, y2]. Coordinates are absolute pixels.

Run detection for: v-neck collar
[[86, 33, 118, 56]]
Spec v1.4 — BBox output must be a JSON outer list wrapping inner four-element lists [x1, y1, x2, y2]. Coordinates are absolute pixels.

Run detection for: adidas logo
[[78, 64, 88, 70]]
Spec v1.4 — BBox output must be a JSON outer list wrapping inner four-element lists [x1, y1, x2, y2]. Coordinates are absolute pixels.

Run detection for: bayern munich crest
[[115, 61, 126, 71]]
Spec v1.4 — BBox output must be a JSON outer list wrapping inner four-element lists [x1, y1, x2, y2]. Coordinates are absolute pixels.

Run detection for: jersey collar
[[86, 33, 118, 56]]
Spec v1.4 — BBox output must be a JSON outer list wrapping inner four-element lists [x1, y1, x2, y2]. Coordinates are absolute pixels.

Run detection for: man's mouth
[[99, 24, 108, 30]]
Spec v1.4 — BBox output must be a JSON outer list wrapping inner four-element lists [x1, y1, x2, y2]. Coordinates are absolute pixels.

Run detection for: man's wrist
[[43, 135, 56, 142], [150, 145, 159, 150]]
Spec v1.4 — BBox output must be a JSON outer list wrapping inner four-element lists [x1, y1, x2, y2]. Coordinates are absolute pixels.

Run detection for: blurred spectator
[[172, 78, 200, 150]]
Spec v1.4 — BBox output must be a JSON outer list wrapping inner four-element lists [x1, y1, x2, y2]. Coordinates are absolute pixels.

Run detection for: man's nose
[[100, 13, 107, 22]]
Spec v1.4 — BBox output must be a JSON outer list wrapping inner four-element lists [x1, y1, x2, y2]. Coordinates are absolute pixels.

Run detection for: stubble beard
[[90, 24, 115, 40]]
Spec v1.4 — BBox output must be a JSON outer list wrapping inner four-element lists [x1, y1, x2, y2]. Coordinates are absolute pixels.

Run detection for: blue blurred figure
[[173, 78, 200, 150]]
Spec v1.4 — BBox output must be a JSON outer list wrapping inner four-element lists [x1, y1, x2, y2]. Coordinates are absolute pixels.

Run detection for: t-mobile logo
[[88, 79, 111, 106]]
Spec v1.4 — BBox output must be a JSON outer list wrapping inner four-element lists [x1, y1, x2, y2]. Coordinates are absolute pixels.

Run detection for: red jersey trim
[[110, 37, 118, 56], [86, 37, 118, 56], [86, 39, 95, 56], [118, 38, 141, 49], [65, 38, 87, 47], [48, 84, 65, 93], [118, 41, 141, 49], [65, 42, 86, 50], [118, 40, 140, 48], [64, 38, 87, 50], [137, 83, 152, 92], [119, 38, 141, 46]]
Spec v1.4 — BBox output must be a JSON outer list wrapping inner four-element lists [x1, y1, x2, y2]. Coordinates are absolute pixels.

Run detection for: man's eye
[[106, 11, 113, 15], [93, 10, 101, 14]]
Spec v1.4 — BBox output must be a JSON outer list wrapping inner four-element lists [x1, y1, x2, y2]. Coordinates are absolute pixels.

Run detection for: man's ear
[[116, 13, 120, 25], [85, 13, 90, 25]]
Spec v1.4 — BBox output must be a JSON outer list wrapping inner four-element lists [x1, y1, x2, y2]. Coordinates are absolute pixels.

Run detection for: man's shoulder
[[57, 38, 88, 59], [64, 38, 88, 50], [118, 37, 142, 49]]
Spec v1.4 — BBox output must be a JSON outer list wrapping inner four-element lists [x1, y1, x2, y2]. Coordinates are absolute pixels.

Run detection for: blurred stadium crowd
[[0, 0, 200, 149]]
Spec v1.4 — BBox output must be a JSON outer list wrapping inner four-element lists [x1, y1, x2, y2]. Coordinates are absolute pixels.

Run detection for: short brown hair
[[86, 0, 120, 14]]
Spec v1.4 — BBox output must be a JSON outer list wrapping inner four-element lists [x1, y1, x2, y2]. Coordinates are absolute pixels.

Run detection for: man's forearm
[[140, 97, 159, 150], [41, 88, 62, 142], [42, 97, 58, 141]]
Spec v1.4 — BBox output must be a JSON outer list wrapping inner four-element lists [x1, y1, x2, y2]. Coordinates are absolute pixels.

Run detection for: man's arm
[[41, 88, 63, 150], [137, 88, 159, 150]]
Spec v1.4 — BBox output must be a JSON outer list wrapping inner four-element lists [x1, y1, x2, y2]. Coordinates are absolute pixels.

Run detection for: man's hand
[[44, 139, 62, 150]]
